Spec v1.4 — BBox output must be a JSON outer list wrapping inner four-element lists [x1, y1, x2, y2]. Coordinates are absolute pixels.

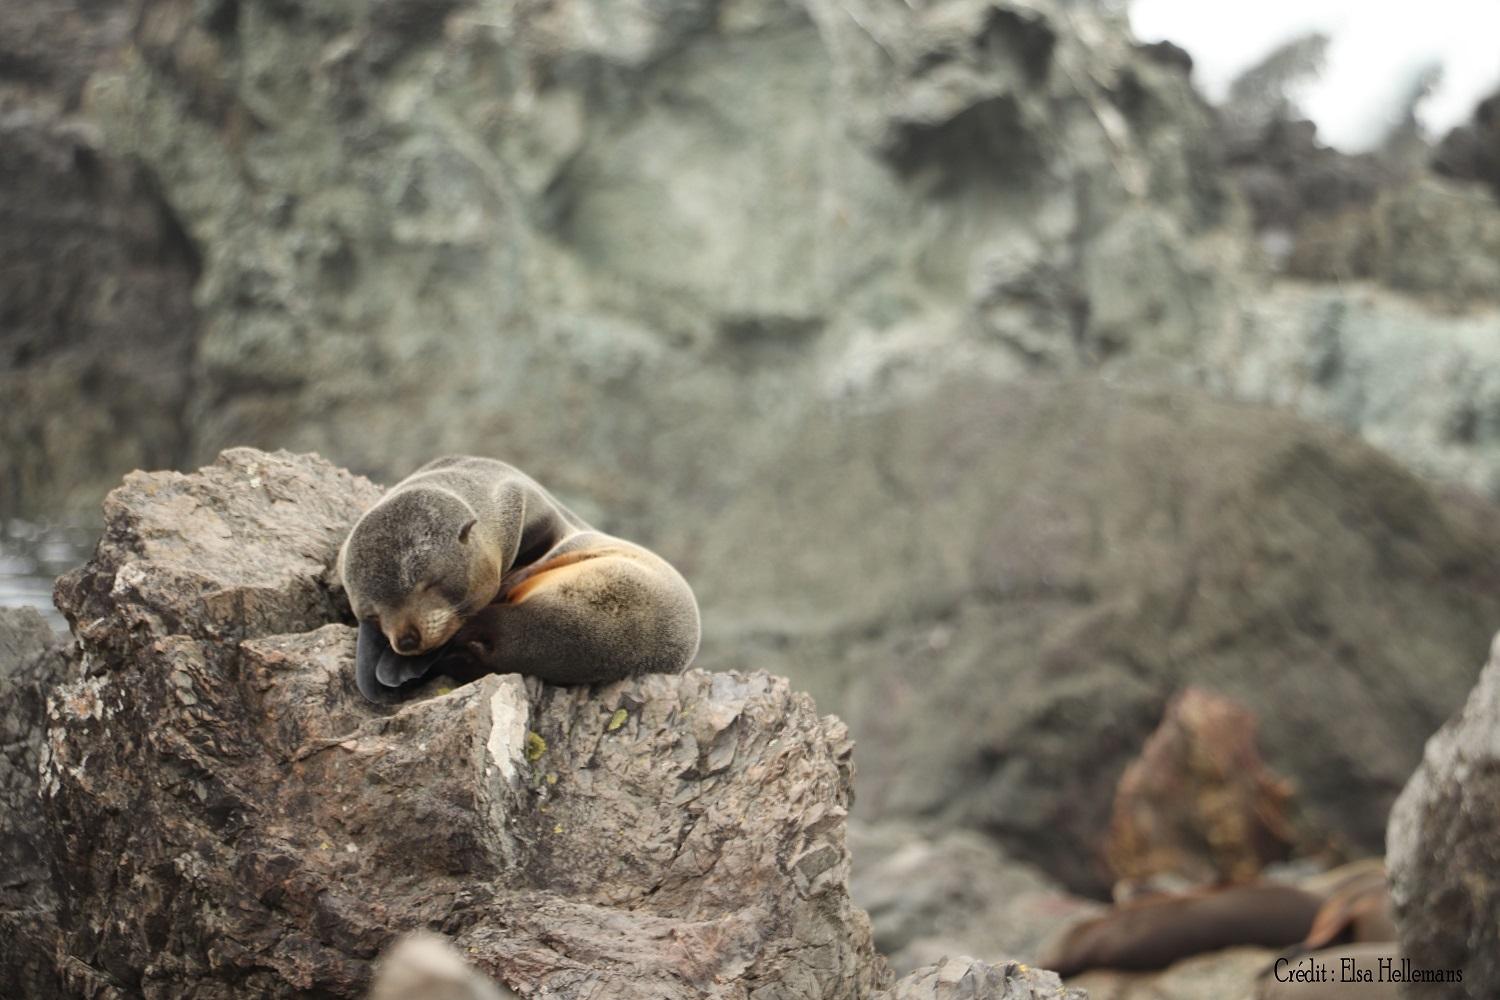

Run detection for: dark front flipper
[[355, 620, 441, 704], [355, 620, 400, 703], [375, 642, 442, 688]]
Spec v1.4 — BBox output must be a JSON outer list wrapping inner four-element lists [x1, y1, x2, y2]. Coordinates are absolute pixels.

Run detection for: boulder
[[36, 449, 898, 998], [698, 379, 1500, 894], [369, 933, 519, 1000], [3, 0, 1244, 519], [1105, 688, 1301, 889], [0, 77, 199, 519], [1208, 281, 1500, 498], [1386, 630, 1500, 998]]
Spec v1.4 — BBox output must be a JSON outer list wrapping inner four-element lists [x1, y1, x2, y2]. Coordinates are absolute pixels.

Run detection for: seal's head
[[339, 487, 502, 655]]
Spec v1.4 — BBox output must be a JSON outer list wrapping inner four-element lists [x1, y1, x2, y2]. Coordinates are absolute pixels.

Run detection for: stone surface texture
[[1105, 688, 1301, 889], [23, 449, 907, 999], [703, 380, 1500, 894], [1387, 630, 1500, 999], [850, 819, 1102, 976], [0, 607, 74, 999]]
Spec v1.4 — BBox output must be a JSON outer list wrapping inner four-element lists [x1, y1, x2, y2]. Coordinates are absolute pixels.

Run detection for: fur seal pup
[[1039, 884, 1324, 978], [338, 456, 700, 702]]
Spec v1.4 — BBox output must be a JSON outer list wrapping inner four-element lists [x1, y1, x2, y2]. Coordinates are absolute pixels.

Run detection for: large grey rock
[[368, 933, 519, 1000], [1387, 631, 1500, 999], [0, 105, 199, 521], [1208, 281, 1500, 497], [4, 0, 1244, 519], [36, 449, 892, 999], [697, 379, 1500, 894], [0, 0, 196, 520]]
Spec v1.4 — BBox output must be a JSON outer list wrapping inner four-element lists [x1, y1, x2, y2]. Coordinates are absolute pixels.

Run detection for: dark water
[[0, 520, 87, 637]]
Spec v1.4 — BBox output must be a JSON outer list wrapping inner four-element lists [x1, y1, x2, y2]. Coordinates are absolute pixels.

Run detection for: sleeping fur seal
[[338, 456, 700, 702]]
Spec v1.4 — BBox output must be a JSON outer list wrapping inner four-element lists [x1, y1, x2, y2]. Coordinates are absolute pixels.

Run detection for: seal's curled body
[[338, 456, 700, 703]]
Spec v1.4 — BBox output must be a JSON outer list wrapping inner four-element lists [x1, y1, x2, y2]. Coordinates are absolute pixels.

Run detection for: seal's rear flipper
[[356, 621, 448, 704]]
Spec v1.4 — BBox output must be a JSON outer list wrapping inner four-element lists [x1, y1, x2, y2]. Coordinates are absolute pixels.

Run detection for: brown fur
[[445, 534, 700, 687]]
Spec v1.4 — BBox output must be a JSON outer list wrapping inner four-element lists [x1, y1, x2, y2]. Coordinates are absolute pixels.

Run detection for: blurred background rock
[[3, 0, 1499, 984]]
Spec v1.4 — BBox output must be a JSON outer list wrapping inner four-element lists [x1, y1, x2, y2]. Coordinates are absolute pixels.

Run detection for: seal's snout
[[395, 627, 422, 654]]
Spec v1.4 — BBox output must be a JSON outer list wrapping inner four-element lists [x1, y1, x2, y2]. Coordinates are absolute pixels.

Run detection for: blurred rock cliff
[[4, 0, 1500, 925]]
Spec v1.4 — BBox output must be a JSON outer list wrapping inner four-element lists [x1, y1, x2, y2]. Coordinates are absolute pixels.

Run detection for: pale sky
[[1129, 0, 1500, 151]]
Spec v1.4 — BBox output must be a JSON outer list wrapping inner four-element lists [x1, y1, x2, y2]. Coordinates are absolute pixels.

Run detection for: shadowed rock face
[[14, 448, 1075, 999], [0, 607, 72, 999], [1388, 631, 1500, 999], [1433, 90, 1500, 202], [0, 113, 200, 520]]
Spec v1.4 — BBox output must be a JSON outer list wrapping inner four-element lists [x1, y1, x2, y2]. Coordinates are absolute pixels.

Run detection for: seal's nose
[[395, 627, 422, 654]]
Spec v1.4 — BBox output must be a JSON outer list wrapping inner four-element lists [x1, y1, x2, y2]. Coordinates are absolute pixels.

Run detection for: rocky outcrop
[[1208, 280, 1500, 497], [0, 607, 73, 999], [5, 0, 1500, 544], [0, 0, 199, 520], [0, 107, 200, 521], [700, 380, 1500, 894], [3, 0, 1246, 520], [1280, 177, 1500, 308], [1387, 631, 1500, 998], [1105, 688, 1300, 890], [32, 448, 902, 999], [1433, 89, 1500, 201]]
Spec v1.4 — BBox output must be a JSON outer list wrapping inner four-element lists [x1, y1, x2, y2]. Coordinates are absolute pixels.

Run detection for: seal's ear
[[458, 518, 476, 544]]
